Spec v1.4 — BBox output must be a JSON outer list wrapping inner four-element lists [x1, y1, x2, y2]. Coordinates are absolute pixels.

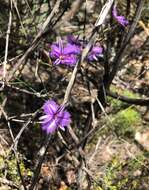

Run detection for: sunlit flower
[[112, 6, 129, 27], [40, 100, 71, 134], [50, 36, 104, 64], [50, 39, 80, 66]]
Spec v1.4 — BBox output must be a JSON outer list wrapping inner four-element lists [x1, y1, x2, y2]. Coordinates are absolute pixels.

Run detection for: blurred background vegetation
[[0, 0, 149, 189]]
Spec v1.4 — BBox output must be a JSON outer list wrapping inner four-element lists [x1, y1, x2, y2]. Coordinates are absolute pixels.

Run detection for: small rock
[[135, 131, 149, 151], [0, 186, 11, 190], [133, 170, 142, 176]]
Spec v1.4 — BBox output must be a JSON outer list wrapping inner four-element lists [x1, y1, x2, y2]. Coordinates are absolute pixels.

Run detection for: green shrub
[[109, 108, 141, 136], [102, 154, 146, 190]]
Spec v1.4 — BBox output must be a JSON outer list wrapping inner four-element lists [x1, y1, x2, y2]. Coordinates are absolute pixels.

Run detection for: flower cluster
[[40, 100, 71, 134], [112, 6, 129, 27], [49, 6, 129, 67], [39, 5, 130, 134], [50, 35, 103, 67]]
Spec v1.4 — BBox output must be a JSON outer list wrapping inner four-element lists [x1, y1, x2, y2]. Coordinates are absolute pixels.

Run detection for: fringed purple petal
[[61, 55, 77, 66], [64, 44, 81, 55], [87, 46, 103, 61], [112, 6, 129, 27], [58, 111, 71, 127], [112, 6, 117, 18], [116, 16, 129, 26], [43, 100, 58, 115], [39, 114, 53, 124], [50, 44, 61, 58], [42, 119, 58, 134]]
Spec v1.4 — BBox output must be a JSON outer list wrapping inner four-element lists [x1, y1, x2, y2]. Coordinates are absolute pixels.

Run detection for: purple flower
[[40, 100, 71, 134], [87, 46, 103, 61], [50, 39, 81, 66], [112, 6, 129, 27]]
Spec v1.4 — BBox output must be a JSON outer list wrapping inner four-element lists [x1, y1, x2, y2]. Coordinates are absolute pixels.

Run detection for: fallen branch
[[107, 90, 149, 106]]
